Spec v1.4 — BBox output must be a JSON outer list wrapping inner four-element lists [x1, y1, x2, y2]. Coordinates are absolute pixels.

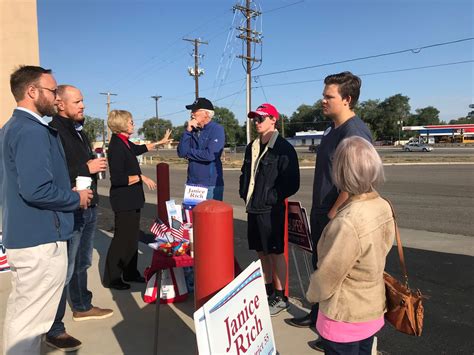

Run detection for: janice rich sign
[[194, 260, 276, 355]]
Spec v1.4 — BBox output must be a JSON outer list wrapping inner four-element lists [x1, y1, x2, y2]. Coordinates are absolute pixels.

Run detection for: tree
[[172, 124, 186, 141], [449, 116, 474, 124], [356, 99, 382, 139], [213, 106, 241, 147], [287, 101, 327, 137], [138, 117, 173, 141], [236, 123, 248, 145], [83, 115, 105, 144], [376, 94, 411, 140], [411, 106, 440, 126]]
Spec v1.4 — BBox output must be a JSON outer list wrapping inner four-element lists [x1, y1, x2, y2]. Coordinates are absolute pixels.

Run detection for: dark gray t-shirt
[[311, 115, 372, 213]]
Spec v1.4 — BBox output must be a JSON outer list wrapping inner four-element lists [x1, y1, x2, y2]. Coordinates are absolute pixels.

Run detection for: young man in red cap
[[239, 103, 300, 316]]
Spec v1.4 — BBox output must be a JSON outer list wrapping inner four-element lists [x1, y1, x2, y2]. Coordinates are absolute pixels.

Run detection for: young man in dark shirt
[[287, 72, 372, 351]]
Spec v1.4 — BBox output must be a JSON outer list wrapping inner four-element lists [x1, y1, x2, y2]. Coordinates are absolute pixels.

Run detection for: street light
[[151, 95, 162, 141]]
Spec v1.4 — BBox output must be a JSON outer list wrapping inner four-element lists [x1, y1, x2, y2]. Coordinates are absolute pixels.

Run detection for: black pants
[[321, 335, 374, 355], [103, 209, 141, 285], [309, 212, 331, 322]]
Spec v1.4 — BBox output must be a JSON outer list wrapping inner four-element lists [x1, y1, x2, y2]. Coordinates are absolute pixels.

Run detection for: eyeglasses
[[252, 115, 267, 124], [37, 86, 58, 96]]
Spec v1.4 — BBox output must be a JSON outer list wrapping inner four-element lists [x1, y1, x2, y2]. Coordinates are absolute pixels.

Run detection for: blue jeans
[[47, 206, 97, 337], [321, 335, 374, 355], [206, 185, 224, 201]]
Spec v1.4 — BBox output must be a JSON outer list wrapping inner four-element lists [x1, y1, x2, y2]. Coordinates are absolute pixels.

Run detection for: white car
[[403, 142, 433, 152]]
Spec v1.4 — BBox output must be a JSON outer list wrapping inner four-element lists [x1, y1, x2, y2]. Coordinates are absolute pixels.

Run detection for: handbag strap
[[383, 198, 410, 288]]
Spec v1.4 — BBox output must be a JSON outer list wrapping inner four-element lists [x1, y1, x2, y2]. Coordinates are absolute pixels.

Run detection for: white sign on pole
[[194, 260, 276, 355], [183, 184, 208, 205]]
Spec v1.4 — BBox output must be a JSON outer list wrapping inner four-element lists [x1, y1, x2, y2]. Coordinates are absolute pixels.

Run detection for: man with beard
[[45, 85, 113, 352], [1, 66, 92, 354]]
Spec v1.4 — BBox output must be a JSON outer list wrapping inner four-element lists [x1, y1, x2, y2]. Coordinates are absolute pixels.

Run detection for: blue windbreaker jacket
[[177, 120, 225, 187]]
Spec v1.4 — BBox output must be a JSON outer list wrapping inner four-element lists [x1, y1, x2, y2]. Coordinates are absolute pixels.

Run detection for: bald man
[[45, 85, 113, 352]]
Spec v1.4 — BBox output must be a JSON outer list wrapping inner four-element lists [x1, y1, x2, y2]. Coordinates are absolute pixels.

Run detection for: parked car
[[403, 142, 433, 152]]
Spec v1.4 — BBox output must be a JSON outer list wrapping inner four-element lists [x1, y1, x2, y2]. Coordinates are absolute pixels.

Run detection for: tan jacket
[[306, 191, 395, 322]]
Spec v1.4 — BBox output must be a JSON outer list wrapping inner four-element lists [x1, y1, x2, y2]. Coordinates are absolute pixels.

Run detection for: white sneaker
[[269, 296, 289, 316]]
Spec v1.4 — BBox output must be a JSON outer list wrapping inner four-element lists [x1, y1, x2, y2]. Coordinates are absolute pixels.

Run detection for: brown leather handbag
[[383, 200, 425, 336]]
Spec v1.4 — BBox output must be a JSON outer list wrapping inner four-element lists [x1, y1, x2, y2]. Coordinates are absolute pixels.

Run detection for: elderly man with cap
[[177, 97, 225, 200], [239, 103, 300, 316]]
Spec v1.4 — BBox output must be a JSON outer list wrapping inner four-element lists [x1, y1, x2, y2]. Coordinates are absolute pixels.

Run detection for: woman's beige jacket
[[306, 191, 395, 322]]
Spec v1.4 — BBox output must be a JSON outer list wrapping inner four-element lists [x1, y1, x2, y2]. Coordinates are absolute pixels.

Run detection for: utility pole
[[234, 0, 262, 144], [100, 91, 117, 146], [151, 95, 162, 141], [397, 120, 403, 146], [183, 38, 208, 99]]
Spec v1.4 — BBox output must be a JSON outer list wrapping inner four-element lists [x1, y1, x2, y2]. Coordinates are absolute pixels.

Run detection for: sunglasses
[[252, 115, 268, 124]]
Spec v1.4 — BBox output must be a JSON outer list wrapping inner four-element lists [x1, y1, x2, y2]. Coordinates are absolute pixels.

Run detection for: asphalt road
[[147, 146, 474, 160], [98, 163, 474, 237]]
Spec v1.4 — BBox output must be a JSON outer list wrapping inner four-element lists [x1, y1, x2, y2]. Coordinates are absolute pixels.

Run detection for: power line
[[257, 37, 474, 78], [254, 60, 474, 88], [263, 0, 305, 14]]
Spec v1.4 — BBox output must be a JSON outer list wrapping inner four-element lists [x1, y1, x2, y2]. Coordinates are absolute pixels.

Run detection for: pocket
[[265, 188, 278, 206], [42, 241, 64, 258]]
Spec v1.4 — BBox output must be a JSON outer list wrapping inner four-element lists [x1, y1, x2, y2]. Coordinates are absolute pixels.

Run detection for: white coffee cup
[[75, 176, 92, 190]]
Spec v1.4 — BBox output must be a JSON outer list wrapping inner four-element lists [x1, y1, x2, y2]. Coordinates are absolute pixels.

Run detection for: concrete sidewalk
[[0, 228, 322, 355], [1, 224, 471, 354]]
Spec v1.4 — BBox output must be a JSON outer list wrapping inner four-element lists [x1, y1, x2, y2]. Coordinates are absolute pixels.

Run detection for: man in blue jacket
[[1, 66, 92, 354], [177, 97, 225, 200]]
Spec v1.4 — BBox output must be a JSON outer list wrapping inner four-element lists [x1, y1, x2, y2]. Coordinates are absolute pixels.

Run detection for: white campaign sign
[[183, 184, 208, 205], [194, 260, 276, 355]]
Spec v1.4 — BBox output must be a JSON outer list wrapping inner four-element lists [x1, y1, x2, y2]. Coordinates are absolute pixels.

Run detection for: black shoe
[[308, 339, 324, 352], [287, 313, 315, 328], [105, 279, 131, 290], [45, 332, 82, 352], [123, 275, 146, 283]]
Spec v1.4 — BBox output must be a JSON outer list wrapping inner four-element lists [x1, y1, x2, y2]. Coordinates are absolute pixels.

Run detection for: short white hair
[[203, 109, 214, 119], [332, 136, 384, 195]]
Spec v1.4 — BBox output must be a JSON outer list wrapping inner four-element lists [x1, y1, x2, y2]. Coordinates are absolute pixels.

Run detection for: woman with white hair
[[306, 136, 395, 354]]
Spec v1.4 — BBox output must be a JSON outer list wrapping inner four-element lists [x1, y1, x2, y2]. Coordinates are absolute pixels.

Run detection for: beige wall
[[0, 0, 39, 127]]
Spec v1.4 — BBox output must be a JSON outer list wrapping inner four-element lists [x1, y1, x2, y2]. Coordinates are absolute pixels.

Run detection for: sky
[[37, 0, 473, 132]]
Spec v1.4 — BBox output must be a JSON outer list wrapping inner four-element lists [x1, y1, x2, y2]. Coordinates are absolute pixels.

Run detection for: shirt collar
[[16, 107, 52, 125], [258, 130, 279, 149]]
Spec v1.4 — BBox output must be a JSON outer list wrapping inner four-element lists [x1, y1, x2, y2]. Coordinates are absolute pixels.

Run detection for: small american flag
[[170, 218, 184, 241], [150, 218, 169, 238]]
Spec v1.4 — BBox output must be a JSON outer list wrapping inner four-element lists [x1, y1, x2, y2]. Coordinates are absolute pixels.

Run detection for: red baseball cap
[[248, 103, 279, 120]]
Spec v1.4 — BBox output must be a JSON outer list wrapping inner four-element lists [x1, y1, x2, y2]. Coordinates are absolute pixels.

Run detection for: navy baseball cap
[[185, 97, 214, 111]]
